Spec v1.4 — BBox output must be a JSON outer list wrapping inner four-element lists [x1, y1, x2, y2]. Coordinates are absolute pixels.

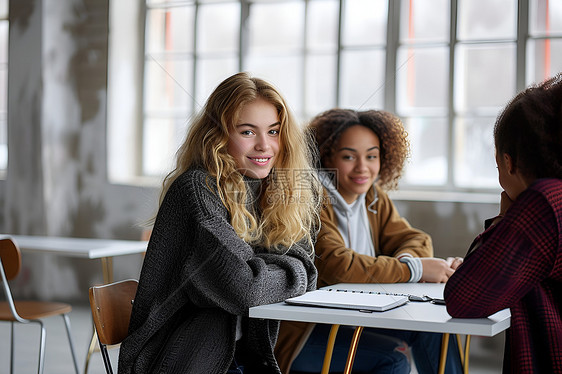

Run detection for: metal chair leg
[[99, 337, 114, 374], [84, 328, 97, 374], [62, 314, 80, 374], [10, 321, 14, 374], [37, 320, 46, 374]]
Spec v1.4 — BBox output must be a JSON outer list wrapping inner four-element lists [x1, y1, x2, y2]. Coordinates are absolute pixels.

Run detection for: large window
[[0, 0, 8, 178], [108, 0, 562, 196]]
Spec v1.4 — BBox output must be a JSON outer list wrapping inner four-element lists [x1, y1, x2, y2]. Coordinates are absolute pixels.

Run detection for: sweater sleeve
[[444, 188, 559, 318], [174, 170, 315, 315]]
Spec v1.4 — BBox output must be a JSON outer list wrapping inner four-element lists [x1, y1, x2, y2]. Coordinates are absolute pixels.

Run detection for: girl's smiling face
[[227, 98, 281, 179], [327, 125, 381, 203]]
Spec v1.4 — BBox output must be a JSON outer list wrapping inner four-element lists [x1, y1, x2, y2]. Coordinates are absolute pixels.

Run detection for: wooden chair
[[89, 279, 138, 374], [0, 237, 79, 374]]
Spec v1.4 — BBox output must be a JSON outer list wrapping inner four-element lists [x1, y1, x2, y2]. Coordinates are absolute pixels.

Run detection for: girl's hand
[[446, 257, 464, 270], [499, 190, 514, 216], [420, 258, 455, 283]]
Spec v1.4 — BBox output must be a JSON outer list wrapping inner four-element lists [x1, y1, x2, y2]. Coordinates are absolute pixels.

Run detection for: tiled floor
[[0, 304, 504, 373]]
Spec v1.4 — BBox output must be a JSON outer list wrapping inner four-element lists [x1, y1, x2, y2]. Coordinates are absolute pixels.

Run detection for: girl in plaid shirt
[[444, 74, 562, 373]]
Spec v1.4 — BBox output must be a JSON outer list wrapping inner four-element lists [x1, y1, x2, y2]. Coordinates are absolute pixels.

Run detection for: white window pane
[[526, 39, 562, 84], [530, 0, 562, 35], [399, 0, 449, 43], [145, 7, 194, 55], [143, 117, 188, 177], [249, 2, 304, 53], [144, 58, 193, 114], [245, 55, 303, 116], [340, 49, 385, 109], [197, 3, 239, 54], [307, 0, 339, 51], [454, 117, 497, 189], [454, 43, 516, 113], [195, 57, 239, 108], [402, 117, 448, 186], [0, 0, 6, 18], [457, 0, 516, 40], [305, 54, 337, 116], [396, 46, 448, 115], [342, 0, 387, 46]]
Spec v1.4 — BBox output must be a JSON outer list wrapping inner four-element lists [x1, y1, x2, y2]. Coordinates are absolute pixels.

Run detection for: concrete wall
[[2, 0, 156, 302], [0, 0, 500, 304]]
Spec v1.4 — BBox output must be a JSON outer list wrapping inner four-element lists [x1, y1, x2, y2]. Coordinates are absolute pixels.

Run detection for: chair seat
[[0, 300, 72, 320]]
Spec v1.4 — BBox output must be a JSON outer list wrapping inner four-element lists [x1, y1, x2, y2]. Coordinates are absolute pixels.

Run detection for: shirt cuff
[[399, 256, 422, 283], [396, 253, 413, 260]]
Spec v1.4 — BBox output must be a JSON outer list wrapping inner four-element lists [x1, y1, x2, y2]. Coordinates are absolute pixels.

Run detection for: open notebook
[[285, 289, 409, 312]]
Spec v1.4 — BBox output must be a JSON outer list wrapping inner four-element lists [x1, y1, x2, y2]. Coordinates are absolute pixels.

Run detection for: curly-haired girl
[[445, 74, 562, 372], [276, 108, 462, 374], [118, 72, 322, 374]]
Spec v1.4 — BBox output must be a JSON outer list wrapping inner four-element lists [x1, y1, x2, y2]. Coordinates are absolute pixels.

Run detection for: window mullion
[[385, 0, 400, 112], [138, 2, 148, 178], [240, 0, 249, 71], [192, 2, 199, 114], [447, 0, 458, 190], [517, 0, 529, 91], [336, 0, 343, 107]]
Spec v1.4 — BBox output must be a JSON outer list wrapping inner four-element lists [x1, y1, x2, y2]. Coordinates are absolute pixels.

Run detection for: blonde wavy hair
[[158, 72, 322, 253]]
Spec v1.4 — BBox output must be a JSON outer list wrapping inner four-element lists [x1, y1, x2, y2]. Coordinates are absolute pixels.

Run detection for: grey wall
[[0, 0, 500, 303]]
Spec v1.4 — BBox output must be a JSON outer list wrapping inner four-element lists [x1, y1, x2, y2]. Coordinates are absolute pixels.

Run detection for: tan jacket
[[274, 185, 433, 373]]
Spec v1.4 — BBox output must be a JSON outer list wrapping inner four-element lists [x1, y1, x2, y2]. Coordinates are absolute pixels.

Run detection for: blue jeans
[[291, 324, 463, 374]]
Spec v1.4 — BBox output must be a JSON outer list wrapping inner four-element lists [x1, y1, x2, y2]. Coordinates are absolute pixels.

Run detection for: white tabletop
[[3, 234, 148, 259], [249, 283, 510, 337]]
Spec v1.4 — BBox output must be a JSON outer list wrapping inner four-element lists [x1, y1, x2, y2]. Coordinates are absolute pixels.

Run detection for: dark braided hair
[[494, 73, 562, 180], [308, 108, 410, 190]]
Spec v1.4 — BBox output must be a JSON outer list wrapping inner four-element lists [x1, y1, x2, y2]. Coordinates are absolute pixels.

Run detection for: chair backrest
[[89, 279, 138, 346], [0, 237, 22, 281]]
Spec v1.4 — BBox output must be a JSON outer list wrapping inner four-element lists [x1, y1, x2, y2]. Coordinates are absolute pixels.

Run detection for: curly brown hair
[[308, 108, 410, 190]]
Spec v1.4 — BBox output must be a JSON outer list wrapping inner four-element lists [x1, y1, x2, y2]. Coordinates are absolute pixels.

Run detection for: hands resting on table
[[419, 256, 464, 283]]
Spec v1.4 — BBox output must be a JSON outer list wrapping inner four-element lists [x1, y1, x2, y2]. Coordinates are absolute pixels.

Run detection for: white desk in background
[[250, 282, 510, 374], [2, 234, 148, 374], [8, 234, 148, 284]]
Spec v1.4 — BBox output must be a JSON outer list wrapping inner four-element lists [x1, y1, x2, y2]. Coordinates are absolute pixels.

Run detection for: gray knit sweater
[[118, 168, 317, 374]]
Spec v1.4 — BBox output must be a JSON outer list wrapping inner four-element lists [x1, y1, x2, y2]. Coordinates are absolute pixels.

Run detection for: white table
[[250, 283, 511, 374], [7, 234, 148, 283], [2, 234, 148, 374]]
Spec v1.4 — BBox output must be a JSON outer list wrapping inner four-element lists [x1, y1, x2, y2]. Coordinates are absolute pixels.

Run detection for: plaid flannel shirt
[[445, 178, 562, 373]]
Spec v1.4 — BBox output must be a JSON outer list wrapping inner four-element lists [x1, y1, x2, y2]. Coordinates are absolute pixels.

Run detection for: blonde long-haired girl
[[161, 72, 321, 251], [119, 72, 321, 374]]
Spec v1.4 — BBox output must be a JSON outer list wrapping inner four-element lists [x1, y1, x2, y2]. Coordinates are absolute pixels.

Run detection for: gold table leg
[[438, 333, 450, 374], [343, 326, 364, 374], [456, 334, 465, 365], [101, 257, 114, 284], [321, 325, 340, 374], [320, 327, 471, 374], [439, 333, 472, 374], [463, 335, 471, 374]]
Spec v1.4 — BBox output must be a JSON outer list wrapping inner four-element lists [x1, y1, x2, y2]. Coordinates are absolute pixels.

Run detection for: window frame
[[107, 0, 560, 201]]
